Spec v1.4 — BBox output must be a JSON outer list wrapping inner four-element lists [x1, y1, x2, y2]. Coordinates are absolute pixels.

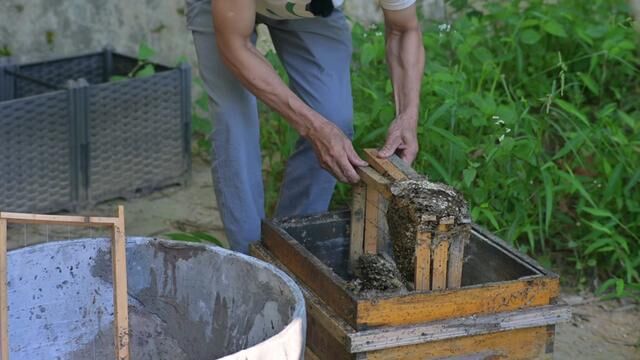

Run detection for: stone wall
[[0, 0, 446, 65], [0, 0, 196, 65]]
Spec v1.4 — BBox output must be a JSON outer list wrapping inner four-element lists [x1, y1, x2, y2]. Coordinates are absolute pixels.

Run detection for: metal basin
[[7, 237, 306, 359]]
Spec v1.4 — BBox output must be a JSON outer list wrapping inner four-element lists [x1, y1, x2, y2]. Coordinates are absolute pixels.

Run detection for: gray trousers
[[186, 1, 354, 253]]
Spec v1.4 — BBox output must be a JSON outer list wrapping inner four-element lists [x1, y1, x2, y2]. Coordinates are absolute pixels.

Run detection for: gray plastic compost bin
[[0, 48, 192, 214], [6, 237, 306, 359]]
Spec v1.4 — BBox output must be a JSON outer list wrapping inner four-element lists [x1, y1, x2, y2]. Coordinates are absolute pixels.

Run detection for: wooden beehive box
[[250, 156, 570, 359]]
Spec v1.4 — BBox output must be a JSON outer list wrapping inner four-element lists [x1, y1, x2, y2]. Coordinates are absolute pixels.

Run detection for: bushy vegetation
[[348, 0, 640, 297], [195, 0, 640, 296]]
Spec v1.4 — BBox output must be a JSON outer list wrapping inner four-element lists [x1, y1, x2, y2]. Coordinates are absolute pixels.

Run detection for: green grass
[[192, 0, 640, 298]]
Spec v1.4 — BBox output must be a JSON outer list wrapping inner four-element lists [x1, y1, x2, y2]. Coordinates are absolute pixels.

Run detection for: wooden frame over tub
[[0, 206, 130, 360]]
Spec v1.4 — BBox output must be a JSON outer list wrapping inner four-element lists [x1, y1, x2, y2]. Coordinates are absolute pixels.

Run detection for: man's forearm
[[385, 25, 425, 126], [217, 38, 323, 137], [210, 0, 366, 182]]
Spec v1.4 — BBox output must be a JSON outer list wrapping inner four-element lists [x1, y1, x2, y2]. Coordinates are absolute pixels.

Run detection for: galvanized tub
[[6, 237, 306, 359]]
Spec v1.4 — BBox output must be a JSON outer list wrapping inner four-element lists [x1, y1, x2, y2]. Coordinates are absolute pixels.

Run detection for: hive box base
[[250, 211, 570, 359]]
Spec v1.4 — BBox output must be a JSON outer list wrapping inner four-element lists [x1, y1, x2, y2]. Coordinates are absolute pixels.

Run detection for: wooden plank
[[356, 167, 392, 200], [348, 304, 570, 353], [414, 231, 431, 291], [0, 219, 7, 360], [363, 186, 380, 255], [447, 225, 468, 289], [349, 183, 366, 272], [305, 348, 321, 360], [250, 244, 562, 359], [0, 212, 116, 227], [545, 324, 556, 356], [356, 276, 560, 328], [376, 194, 389, 254], [363, 149, 407, 181], [111, 206, 130, 360], [261, 221, 358, 327], [365, 326, 551, 360], [387, 155, 421, 180], [307, 303, 353, 360], [431, 224, 450, 290]]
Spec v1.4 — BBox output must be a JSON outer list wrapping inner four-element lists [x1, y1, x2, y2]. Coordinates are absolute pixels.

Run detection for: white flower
[[375, 31, 383, 37], [438, 23, 451, 32]]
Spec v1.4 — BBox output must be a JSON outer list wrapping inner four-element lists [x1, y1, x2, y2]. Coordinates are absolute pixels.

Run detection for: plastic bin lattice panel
[[0, 49, 191, 213], [87, 71, 188, 204], [16, 54, 104, 98], [0, 91, 75, 212]]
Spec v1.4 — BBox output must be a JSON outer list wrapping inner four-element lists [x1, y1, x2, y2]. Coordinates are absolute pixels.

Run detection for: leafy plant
[[191, 78, 213, 159], [0, 45, 10, 57], [110, 43, 157, 81], [165, 231, 225, 247], [256, 0, 640, 297]]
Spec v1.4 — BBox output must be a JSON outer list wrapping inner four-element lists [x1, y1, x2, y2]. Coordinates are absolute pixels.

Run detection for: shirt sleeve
[[379, 0, 416, 11]]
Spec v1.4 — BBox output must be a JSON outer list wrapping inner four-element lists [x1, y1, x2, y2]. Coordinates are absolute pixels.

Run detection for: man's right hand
[[212, 0, 367, 184], [306, 121, 368, 184]]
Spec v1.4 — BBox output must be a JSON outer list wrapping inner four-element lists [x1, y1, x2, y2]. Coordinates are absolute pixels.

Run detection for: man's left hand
[[377, 117, 418, 165]]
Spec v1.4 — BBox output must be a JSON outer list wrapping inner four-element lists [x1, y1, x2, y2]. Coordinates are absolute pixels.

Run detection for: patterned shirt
[[257, 0, 416, 19]]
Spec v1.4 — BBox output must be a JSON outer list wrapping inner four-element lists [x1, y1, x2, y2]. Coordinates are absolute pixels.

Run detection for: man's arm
[[377, 4, 425, 164], [211, 0, 366, 183]]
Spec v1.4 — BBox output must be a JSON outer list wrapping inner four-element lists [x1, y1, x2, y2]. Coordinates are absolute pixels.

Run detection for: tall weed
[[347, 0, 640, 296], [197, 0, 639, 296]]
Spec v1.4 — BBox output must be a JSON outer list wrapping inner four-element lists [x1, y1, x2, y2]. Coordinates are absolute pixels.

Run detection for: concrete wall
[[0, 0, 196, 66], [0, 0, 446, 65]]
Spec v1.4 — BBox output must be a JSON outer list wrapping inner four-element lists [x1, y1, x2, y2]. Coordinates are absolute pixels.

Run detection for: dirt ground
[[10, 159, 639, 359]]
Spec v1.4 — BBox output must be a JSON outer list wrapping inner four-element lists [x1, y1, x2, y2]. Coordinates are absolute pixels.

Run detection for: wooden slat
[[363, 149, 407, 181], [253, 241, 566, 358], [365, 326, 552, 360], [0, 212, 116, 227], [446, 225, 468, 289], [356, 167, 392, 199], [305, 348, 321, 360], [307, 303, 354, 360], [376, 194, 389, 254], [356, 276, 560, 328], [261, 221, 358, 327], [431, 224, 451, 290], [0, 219, 7, 360], [363, 186, 380, 255], [111, 206, 130, 360], [349, 183, 366, 272], [545, 324, 556, 357], [414, 231, 431, 291], [387, 155, 421, 180], [348, 304, 570, 353]]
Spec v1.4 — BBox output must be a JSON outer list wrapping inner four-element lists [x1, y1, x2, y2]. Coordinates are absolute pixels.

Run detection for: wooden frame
[[262, 212, 561, 331], [0, 207, 130, 360], [251, 242, 569, 359], [350, 150, 468, 291]]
